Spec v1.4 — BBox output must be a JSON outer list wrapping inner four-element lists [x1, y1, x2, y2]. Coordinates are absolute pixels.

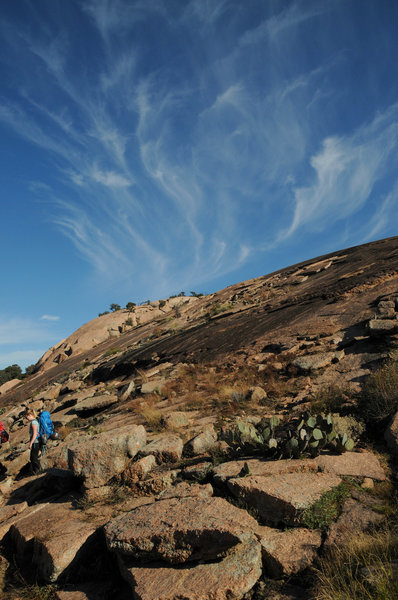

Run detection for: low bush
[[302, 483, 350, 531]]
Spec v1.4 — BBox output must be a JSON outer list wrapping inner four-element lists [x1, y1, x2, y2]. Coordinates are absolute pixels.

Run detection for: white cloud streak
[[1, 0, 398, 298]]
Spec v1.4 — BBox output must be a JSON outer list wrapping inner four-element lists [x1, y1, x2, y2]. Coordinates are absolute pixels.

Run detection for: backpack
[[38, 411, 57, 450], [0, 421, 9, 445]]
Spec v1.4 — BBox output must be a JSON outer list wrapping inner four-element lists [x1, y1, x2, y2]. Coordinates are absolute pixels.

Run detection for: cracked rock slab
[[314, 451, 386, 481], [213, 458, 318, 484], [257, 525, 322, 577], [227, 472, 342, 525], [9, 501, 100, 582], [118, 537, 262, 600], [105, 496, 258, 564]]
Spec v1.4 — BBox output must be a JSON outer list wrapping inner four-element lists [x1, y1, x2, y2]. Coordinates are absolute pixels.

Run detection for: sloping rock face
[[68, 425, 146, 487], [118, 537, 262, 600], [227, 472, 342, 525], [105, 496, 258, 564]]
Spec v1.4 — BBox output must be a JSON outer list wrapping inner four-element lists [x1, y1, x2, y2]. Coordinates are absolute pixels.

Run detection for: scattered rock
[[213, 458, 318, 484], [361, 477, 374, 490], [122, 455, 157, 484], [141, 435, 183, 464], [292, 352, 339, 372], [368, 319, 398, 335], [162, 411, 191, 429], [68, 424, 146, 488], [325, 498, 384, 549], [314, 451, 386, 481], [105, 496, 258, 564], [73, 393, 118, 414], [184, 426, 218, 456], [118, 380, 136, 401], [227, 472, 342, 525], [250, 386, 267, 403], [257, 525, 322, 577], [156, 482, 213, 500], [117, 537, 262, 600], [182, 461, 213, 481], [140, 379, 166, 395], [60, 380, 82, 395]]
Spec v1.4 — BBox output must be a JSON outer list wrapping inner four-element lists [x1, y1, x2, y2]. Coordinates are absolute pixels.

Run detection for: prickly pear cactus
[[222, 411, 357, 459]]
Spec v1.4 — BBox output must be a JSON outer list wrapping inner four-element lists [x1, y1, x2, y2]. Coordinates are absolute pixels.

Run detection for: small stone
[[250, 387, 267, 403], [162, 411, 191, 429], [361, 478, 374, 490], [184, 426, 218, 456], [141, 435, 183, 464]]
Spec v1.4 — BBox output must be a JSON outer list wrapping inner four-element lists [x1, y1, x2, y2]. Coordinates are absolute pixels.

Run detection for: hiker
[[25, 409, 41, 475]]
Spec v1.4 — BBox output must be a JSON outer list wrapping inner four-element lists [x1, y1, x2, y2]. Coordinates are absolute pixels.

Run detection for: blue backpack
[[39, 411, 56, 449]]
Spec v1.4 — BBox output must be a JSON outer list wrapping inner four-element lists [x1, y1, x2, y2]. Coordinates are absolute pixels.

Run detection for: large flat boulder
[[213, 458, 317, 484], [105, 496, 258, 564], [9, 501, 101, 582], [141, 435, 183, 464], [257, 525, 322, 577], [68, 424, 146, 488], [118, 537, 262, 600], [227, 472, 342, 525], [314, 451, 386, 481]]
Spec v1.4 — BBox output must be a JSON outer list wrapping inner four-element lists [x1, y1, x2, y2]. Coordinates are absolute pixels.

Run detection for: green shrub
[[302, 484, 350, 531]]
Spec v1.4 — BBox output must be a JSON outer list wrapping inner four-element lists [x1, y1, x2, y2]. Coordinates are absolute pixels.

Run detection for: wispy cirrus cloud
[[40, 315, 60, 322], [285, 104, 398, 238], [1, 0, 398, 301]]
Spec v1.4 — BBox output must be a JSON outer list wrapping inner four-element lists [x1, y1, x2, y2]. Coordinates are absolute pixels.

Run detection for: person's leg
[[30, 443, 41, 474]]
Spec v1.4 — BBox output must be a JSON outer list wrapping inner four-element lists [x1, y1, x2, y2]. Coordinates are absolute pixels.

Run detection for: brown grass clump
[[140, 407, 164, 432], [314, 526, 398, 600]]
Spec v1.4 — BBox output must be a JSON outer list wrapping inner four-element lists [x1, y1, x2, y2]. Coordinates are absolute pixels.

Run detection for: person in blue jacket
[[25, 409, 41, 474]]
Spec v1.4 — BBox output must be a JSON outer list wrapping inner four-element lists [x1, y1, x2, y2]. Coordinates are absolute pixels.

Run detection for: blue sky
[[1, 0, 398, 370]]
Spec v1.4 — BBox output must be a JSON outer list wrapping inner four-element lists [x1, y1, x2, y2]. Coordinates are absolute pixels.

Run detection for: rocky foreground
[[0, 237, 397, 598]]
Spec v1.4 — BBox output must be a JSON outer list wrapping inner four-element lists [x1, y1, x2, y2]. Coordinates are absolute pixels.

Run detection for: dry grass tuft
[[140, 407, 164, 431], [314, 526, 398, 600]]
